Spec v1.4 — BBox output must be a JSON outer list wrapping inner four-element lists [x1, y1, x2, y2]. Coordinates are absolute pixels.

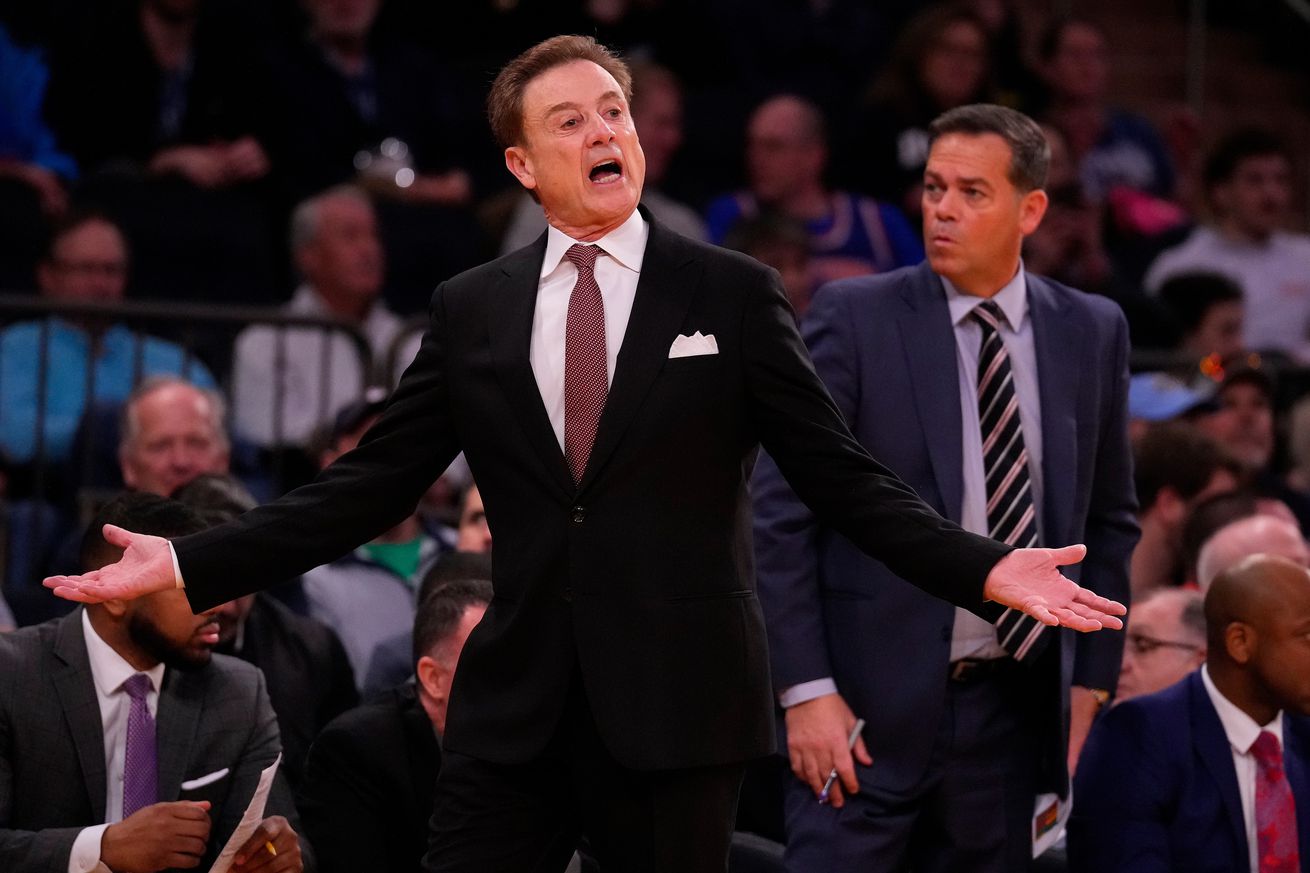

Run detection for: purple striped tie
[[122, 673, 157, 817], [974, 301, 1049, 662]]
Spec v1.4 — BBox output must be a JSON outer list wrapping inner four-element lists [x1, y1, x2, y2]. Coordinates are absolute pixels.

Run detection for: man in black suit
[[298, 575, 491, 873], [48, 35, 1125, 873]]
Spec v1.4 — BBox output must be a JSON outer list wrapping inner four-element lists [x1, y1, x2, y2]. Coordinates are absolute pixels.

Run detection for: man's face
[[1205, 381, 1274, 470], [127, 590, 221, 670], [920, 20, 989, 108], [505, 60, 646, 240], [1186, 300, 1244, 362], [1215, 154, 1292, 241], [38, 220, 129, 303], [746, 99, 824, 204], [120, 384, 230, 497], [631, 82, 682, 187], [420, 602, 488, 734], [304, 0, 379, 40], [923, 132, 1046, 295], [1045, 22, 1108, 102], [1246, 570, 1310, 717], [1117, 595, 1204, 701], [211, 594, 257, 649], [456, 486, 491, 553], [296, 196, 384, 311]]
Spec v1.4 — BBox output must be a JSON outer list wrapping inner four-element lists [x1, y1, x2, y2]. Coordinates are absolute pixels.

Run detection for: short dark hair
[[1181, 489, 1260, 575], [172, 473, 257, 526], [928, 103, 1050, 192], [1179, 591, 1207, 641], [723, 212, 810, 258], [43, 208, 125, 263], [1203, 127, 1290, 192], [1036, 16, 1103, 64], [417, 551, 493, 609], [487, 35, 633, 149], [80, 492, 207, 572], [412, 576, 493, 667], [1134, 423, 1240, 511], [1157, 272, 1243, 335]]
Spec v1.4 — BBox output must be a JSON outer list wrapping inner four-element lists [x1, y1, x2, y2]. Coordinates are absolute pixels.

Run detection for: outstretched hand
[[43, 524, 177, 604], [983, 544, 1125, 631]]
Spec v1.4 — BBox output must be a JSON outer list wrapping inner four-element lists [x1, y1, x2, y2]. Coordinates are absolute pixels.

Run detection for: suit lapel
[[1191, 673, 1249, 862], [155, 667, 204, 801], [51, 609, 109, 821], [488, 235, 574, 497], [896, 264, 963, 521], [577, 220, 702, 493], [1029, 275, 1079, 546]]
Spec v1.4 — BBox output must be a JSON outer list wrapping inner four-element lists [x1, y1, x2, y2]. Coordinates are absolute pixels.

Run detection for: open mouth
[[589, 159, 623, 184]]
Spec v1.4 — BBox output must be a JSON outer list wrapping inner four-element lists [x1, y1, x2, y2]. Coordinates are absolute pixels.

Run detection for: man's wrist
[[779, 677, 839, 708], [68, 823, 109, 873]]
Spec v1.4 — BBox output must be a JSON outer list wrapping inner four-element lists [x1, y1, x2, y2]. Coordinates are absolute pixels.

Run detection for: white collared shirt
[[530, 210, 649, 450], [1201, 663, 1287, 873], [69, 610, 166, 873]]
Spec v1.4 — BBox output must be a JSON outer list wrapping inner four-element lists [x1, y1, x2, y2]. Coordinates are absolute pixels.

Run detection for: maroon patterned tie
[[1252, 730, 1301, 872], [563, 244, 607, 484]]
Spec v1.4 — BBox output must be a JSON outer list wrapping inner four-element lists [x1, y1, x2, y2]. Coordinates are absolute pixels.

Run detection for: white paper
[[1031, 788, 1072, 858], [208, 754, 280, 873]]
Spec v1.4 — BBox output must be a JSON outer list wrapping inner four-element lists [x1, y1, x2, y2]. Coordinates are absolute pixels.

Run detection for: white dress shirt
[[1201, 664, 1286, 873], [530, 210, 648, 450], [68, 610, 166, 873]]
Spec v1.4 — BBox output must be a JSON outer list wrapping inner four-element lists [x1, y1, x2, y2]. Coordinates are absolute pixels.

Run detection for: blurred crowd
[[1, 0, 1309, 871]]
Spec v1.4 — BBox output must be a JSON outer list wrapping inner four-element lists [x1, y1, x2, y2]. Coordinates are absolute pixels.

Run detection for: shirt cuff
[[778, 678, 839, 708], [68, 824, 111, 873], [169, 542, 185, 589]]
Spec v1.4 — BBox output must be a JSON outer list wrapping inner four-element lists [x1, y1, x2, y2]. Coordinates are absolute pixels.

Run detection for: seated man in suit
[[1071, 554, 1310, 872], [298, 574, 491, 873], [0, 492, 310, 873]]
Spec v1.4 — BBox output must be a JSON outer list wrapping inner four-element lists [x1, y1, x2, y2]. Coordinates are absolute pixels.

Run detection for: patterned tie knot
[[1253, 730, 1285, 772], [565, 244, 600, 274], [123, 673, 151, 701], [973, 299, 1005, 332]]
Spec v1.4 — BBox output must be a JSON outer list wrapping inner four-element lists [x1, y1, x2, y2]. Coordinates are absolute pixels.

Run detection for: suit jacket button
[[571, 505, 586, 523], [562, 586, 575, 602]]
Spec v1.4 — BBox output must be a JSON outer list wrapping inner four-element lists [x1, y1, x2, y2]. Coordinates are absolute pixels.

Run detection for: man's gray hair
[[928, 103, 1050, 193], [289, 184, 373, 252], [119, 376, 230, 453]]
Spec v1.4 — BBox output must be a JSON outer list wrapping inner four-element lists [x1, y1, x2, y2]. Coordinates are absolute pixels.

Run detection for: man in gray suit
[[0, 493, 311, 873]]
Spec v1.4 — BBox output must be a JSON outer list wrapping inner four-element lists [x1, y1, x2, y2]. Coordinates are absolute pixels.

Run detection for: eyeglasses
[[1126, 632, 1202, 656]]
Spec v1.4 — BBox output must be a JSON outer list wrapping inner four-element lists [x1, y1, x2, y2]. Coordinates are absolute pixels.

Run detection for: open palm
[[984, 544, 1126, 631], [44, 525, 177, 603]]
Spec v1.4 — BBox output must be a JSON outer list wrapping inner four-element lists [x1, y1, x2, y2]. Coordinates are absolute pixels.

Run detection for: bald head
[[1196, 515, 1310, 592]]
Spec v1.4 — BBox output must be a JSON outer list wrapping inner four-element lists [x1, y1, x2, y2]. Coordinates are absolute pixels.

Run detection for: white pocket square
[[668, 331, 719, 359], [180, 768, 229, 791]]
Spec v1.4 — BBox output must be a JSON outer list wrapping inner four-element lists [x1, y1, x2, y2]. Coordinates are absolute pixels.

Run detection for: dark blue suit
[[753, 262, 1138, 867], [1070, 670, 1310, 872]]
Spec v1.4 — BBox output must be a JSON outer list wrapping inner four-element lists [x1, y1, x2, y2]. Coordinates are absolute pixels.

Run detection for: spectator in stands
[[298, 576, 490, 873], [302, 396, 443, 697], [1116, 587, 1206, 703], [1037, 17, 1176, 203], [232, 186, 409, 448], [1071, 554, 1310, 872], [706, 94, 924, 286], [501, 60, 707, 253], [1196, 514, 1310, 593], [454, 484, 492, 554], [119, 378, 228, 499], [43, 0, 279, 304], [173, 473, 357, 792], [1131, 423, 1240, 597], [724, 213, 814, 318], [1126, 371, 1218, 443], [1156, 272, 1245, 365], [1180, 489, 1301, 585], [0, 493, 310, 872], [0, 213, 215, 467], [1146, 129, 1310, 361], [840, 4, 993, 218]]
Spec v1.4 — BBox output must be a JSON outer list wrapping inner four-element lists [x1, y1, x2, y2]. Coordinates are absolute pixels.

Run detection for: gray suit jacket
[[0, 609, 313, 873]]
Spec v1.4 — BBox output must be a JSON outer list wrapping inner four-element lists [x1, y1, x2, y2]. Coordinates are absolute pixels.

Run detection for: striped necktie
[[974, 300, 1049, 662]]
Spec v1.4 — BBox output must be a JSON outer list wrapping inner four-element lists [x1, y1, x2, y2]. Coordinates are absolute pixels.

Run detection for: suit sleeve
[[752, 283, 863, 690], [175, 284, 461, 612], [1074, 306, 1139, 690], [743, 267, 1008, 616], [296, 720, 392, 873], [1068, 703, 1175, 873]]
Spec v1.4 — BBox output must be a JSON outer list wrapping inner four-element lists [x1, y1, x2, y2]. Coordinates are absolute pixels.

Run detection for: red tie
[[1253, 730, 1301, 873], [563, 244, 607, 484]]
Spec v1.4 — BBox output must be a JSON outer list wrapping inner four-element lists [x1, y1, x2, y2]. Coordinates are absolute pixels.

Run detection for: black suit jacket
[[0, 610, 311, 873], [173, 214, 1009, 770], [297, 683, 439, 873]]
